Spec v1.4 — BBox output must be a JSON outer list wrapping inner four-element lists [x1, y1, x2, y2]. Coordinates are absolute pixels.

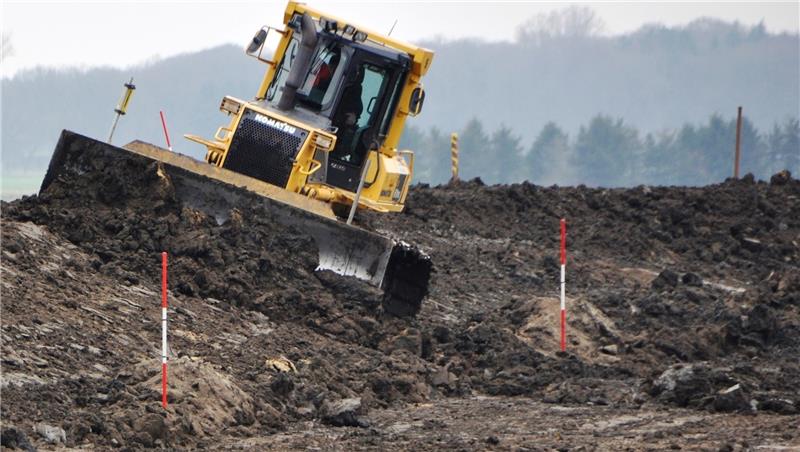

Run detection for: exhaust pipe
[[278, 13, 318, 111]]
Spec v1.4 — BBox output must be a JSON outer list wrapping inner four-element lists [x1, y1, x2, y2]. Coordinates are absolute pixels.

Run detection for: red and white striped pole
[[160, 111, 173, 151], [560, 219, 567, 352], [161, 251, 168, 409]]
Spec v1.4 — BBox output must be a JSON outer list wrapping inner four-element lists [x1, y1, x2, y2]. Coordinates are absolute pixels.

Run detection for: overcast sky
[[1, 1, 798, 78]]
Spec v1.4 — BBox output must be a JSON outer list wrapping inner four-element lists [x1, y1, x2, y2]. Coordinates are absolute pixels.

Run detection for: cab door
[[326, 55, 401, 192]]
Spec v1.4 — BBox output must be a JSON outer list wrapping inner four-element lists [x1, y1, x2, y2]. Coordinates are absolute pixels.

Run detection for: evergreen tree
[[488, 124, 524, 183], [668, 123, 706, 185], [764, 118, 800, 175], [734, 115, 765, 178], [640, 131, 664, 184], [398, 124, 424, 152], [399, 125, 432, 183], [700, 114, 729, 178], [458, 118, 491, 182], [572, 115, 641, 187], [783, 118, 800, 173], [525, 122, 571, 185], [423, 126, 451, 184]]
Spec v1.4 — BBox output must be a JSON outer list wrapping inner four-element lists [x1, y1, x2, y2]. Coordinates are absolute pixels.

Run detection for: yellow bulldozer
[[40, 2, 434, 315]]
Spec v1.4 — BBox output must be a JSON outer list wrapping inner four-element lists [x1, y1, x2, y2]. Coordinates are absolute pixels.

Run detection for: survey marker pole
[[161, 252, 168, 409], [450, 133, 459, 182], [560, 219, 567, 352], [108, 78, 136, 144], [160, 111, 173, 151]]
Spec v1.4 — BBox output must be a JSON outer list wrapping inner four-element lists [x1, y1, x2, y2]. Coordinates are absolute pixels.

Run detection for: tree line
[[416, 15, 799, 145], [2, 11, 797, 195], [401, 113, 799, 187]]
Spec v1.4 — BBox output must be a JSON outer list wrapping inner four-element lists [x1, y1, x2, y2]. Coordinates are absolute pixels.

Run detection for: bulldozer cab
[[263, 20, 412, 192], [185, 1, 433, 214]]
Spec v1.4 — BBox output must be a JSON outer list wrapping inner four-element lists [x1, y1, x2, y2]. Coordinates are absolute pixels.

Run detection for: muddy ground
[[1, 143, 799, 450]]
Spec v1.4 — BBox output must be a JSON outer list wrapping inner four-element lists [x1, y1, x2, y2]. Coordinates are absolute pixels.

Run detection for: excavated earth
[[1, 147, 799, 450]]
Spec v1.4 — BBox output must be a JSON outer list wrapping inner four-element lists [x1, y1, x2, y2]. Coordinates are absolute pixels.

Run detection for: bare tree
[[1, 33, 13, 60], [515, 6, 605, 45]]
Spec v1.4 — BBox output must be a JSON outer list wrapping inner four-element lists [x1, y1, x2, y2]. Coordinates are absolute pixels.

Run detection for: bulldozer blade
[[41, 130, 430, 315]]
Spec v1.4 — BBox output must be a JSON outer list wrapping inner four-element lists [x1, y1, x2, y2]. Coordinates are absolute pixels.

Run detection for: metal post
[[450, 132, 459, 182], [108, 114, 122, 145], [734, 106, 742, 178], [347, 159, 371, 225]]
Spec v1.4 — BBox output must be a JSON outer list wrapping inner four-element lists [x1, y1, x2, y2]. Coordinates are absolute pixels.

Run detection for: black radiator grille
[[223, 110, 308, 188]]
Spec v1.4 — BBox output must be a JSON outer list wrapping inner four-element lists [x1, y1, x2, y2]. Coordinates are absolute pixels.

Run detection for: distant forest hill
[[417, 16, 799, 140], [1, 13, 798, 197], [1, 45, 264, 199]]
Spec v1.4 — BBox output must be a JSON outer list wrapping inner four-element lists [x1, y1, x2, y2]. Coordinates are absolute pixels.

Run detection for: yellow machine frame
[[186, 1, 434, 213]]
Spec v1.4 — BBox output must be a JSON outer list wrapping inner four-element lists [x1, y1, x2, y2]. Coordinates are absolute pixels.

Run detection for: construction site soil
[[2, 151, 799, 450]]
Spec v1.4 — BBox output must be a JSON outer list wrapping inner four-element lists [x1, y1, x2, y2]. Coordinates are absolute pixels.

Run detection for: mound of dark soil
[[366, 175, 800, 409], [2, 147, 799, 450]]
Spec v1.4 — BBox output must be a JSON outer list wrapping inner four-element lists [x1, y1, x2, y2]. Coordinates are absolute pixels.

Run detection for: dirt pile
[[365, 175, 800, 412], [2, 147, 799, 449], [1, 156, 439, 448]]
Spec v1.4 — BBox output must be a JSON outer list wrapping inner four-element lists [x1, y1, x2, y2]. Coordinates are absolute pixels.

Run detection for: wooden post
[[734, 106, 742, 178]]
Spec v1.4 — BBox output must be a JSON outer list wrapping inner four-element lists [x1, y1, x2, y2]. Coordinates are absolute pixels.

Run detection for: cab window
[[330, 63, 390, 166], [266, 38, 298, 102], [298, 43, 347, 110]]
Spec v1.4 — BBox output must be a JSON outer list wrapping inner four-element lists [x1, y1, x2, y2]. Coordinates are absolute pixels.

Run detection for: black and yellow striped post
[[450, 132, 459, 182], [108, 77, 136, 144]]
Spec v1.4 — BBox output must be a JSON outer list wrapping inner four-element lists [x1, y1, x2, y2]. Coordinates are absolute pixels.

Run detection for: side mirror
[[409, 87, 425, 116], [247, 29, 268, 55]]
